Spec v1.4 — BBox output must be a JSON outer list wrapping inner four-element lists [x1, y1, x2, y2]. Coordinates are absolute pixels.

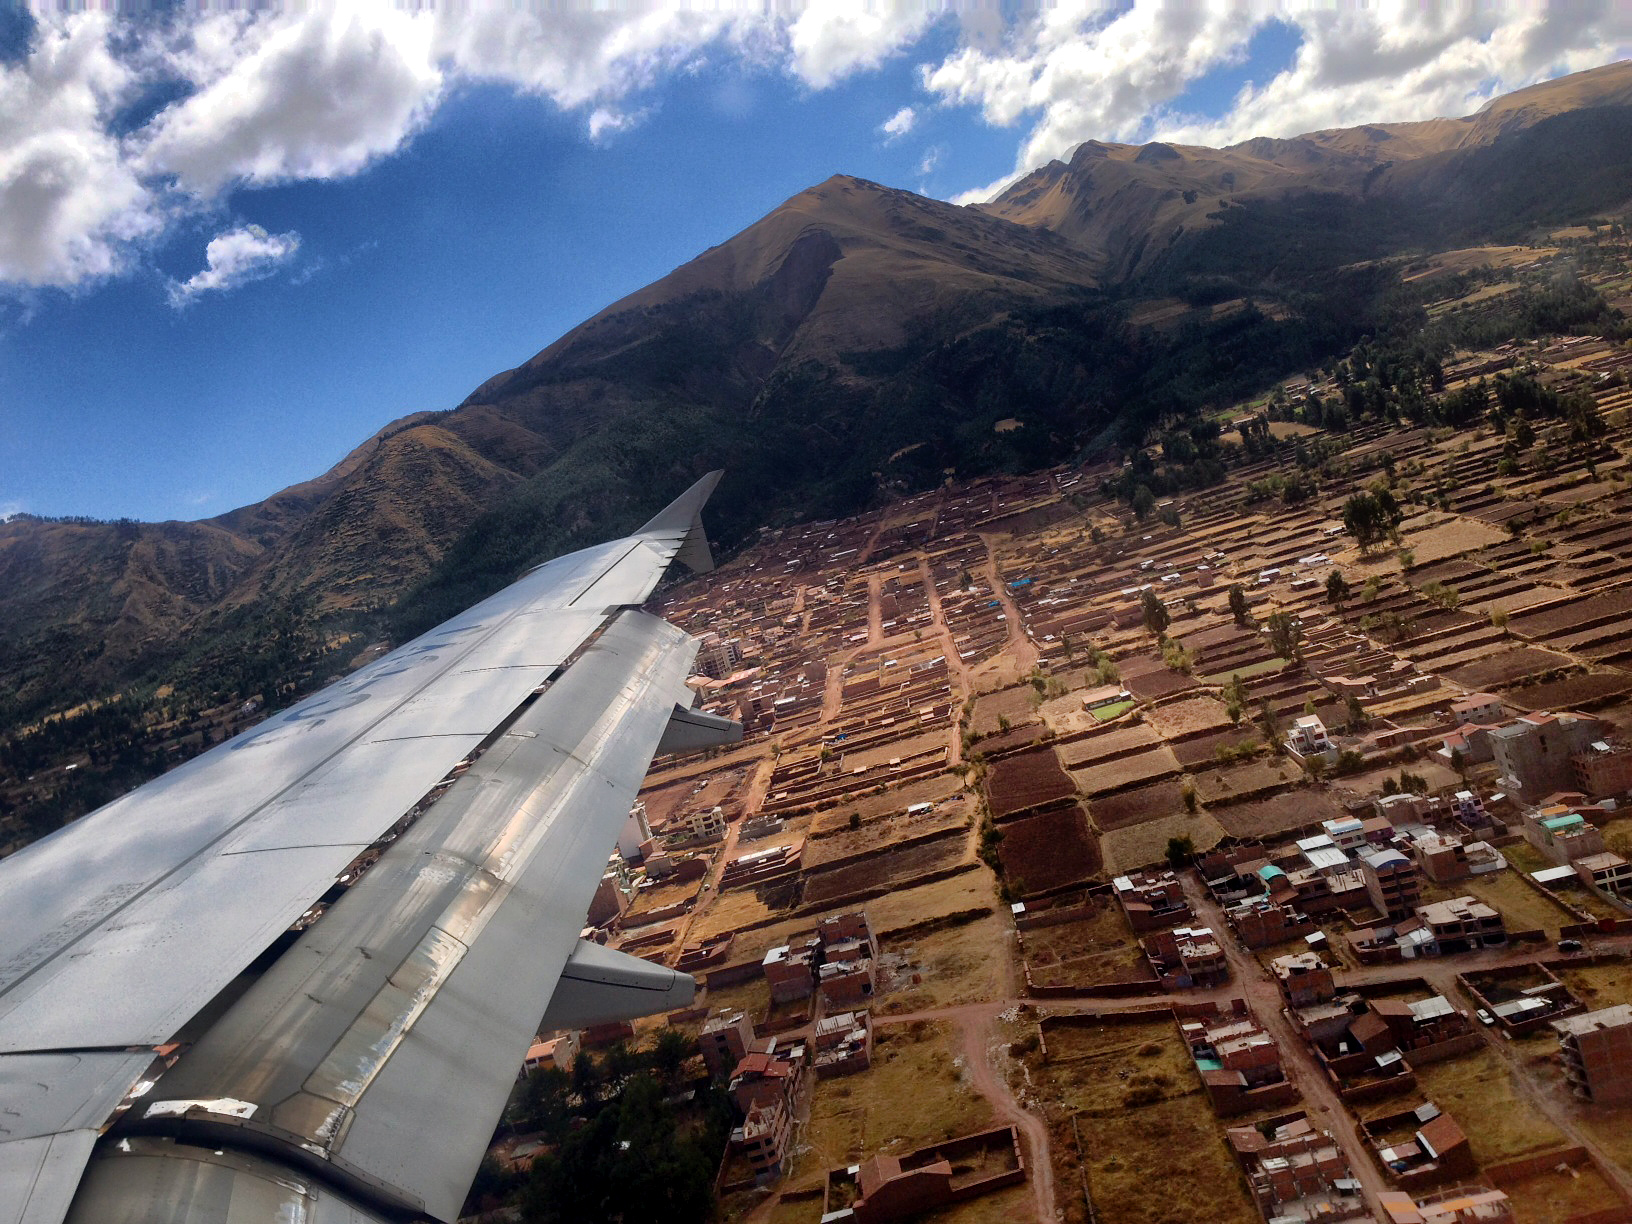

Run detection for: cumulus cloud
[[0, 13, 158, 288], [880, 105, 916, 141], [167, 224, 300, 306]]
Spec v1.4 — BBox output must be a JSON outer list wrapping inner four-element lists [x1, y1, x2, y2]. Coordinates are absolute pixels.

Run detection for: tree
[[1345, 694, 1368, 731], [1450, 747, 1467, 778], [1132, 485, 1157, 521], [652, 1028, 691, 1087], [1265, 611, 1302, 660], [1343, 488, 1401, 553], [1227, 584, 1249, 627], [1325, 571, 1350, 607], [1165, 836, 1195, 869], [1140, 589, 1170, 637]]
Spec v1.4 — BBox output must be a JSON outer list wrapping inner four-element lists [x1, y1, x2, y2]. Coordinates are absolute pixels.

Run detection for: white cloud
[[787, 1, 943, 89], [880, 105, 916, 141], [137, 7, 444, 196], [0, 500, 22, 521], [0, 13, 159, 288], [916, 144, 942, 176], [926, 1, 1632, 203], [167, 224, 301, 306]]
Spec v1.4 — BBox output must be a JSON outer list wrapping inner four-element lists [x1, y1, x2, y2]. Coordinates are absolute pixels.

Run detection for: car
[[1476, 1008, 1495, 1026], [1557, 938, 1585, 953]]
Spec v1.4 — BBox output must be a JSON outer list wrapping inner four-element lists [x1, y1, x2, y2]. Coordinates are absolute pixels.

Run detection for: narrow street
[[1184, 877, 1393, 1210]]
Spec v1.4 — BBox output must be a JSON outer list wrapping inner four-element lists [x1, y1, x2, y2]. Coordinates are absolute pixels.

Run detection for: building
[[1226, 1114, 1369, 1224], [733, 1096, 794, 1184], [1449, 790, 1493, 828], [697, 634, 743, 680], [823, 1128, 1025, 1224], [1415, 897, 1505, 955], [1362, 1104, 1476, 1187], [1554, 1004, 1632, 1105], [1368, 995, 1475, 1053], [1322, 817, 1368, 853], [685, 804, 728, 843], [818, 957, 876, 1009], [1113, 868, 1194, 931], [1143, 926, 1229, 989], [728, 1049, 805, 1172], [1490, 713, 1603, 804], [813, 1011, 873, 1078], [763, 940, 819, 1003], [699, 1011, 757, 1080], [1522, 805, 1606, 865], [1227, 897, 1317, 949], [1572, 739, 1632, 799], [1575, 851, 1632, 901], [1450, 693, 1504, 726], [817, 911, 878, 960], [1287, 715, 1335, 758], [585, 866, 636, 928], [1360, 848, 1421, 919], [1182, 1012, 1296, 1116], [1377, 1187, 1515, 1224], [618, 801, 652, 861], [1297, 833, 1352, 877], [522, 1030, 580, 1075], [1272, 952, 1335, 1007]]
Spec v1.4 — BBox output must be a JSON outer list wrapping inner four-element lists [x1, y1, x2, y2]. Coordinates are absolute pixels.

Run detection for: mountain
[[6, 61, 1632, 722], [979, 59, 1632, 283]]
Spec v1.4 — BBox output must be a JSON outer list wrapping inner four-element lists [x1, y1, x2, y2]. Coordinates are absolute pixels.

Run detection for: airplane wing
[[0, 472, 739, 1224]]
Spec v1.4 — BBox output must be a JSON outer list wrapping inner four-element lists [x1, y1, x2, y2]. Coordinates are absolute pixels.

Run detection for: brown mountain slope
[[981, 59, 1632, 281]]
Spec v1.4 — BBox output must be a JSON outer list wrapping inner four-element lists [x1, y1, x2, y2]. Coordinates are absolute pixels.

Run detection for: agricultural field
[[996, 804, 1103, 896], [875, 912, 1012, 1015], [800, 1022, 994, 1182], [1018, 905, 1149, 990], [985, 749, 1076, 818], [802, 829, 971, 907], [1029, 1017, 1258, 1224]]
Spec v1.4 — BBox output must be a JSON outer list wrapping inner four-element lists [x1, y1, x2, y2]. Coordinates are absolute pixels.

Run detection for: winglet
[[638, 470, 722, 574]]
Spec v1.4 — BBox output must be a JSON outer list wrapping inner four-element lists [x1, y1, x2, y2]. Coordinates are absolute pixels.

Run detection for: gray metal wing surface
[[0, 472, 735, 1224]]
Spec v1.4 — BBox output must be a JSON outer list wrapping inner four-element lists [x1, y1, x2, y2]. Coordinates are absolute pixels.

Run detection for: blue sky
[[1, 5, 1626, 522]]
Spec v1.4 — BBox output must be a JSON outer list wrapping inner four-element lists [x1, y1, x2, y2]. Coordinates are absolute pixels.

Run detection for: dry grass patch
[[918, 1183, 1034, 1224], [801, 1021, 994, 1178], [1019, 905, 1148, 990], [687, 883, 786, 941], [1411, 1049, 1566, 1166], [1555, 956, 1632, 1009], [1040, 1017, 1194, 1112], [1500, 1157, 1625, 1224], [1073, 1093, 1256, 1224], [1398, 518, 1509, 566], [1144, 695, 1233, 738], [1055, 723, 1162, 768], [864, 871, 998, 935], [1071, 745, 1181, 797], [877, 912, 1012, 1014], [1100, 811, 1226, 874], [971, 686, 1040, 735], [1191, 758, 1297, 806]]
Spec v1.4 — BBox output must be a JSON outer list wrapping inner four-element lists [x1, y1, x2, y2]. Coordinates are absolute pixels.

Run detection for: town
[[469, 230, 1632, 1224]]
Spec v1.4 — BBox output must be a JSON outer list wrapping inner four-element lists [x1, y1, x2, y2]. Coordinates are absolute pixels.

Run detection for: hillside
[[6, 62, 1632, 732]]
